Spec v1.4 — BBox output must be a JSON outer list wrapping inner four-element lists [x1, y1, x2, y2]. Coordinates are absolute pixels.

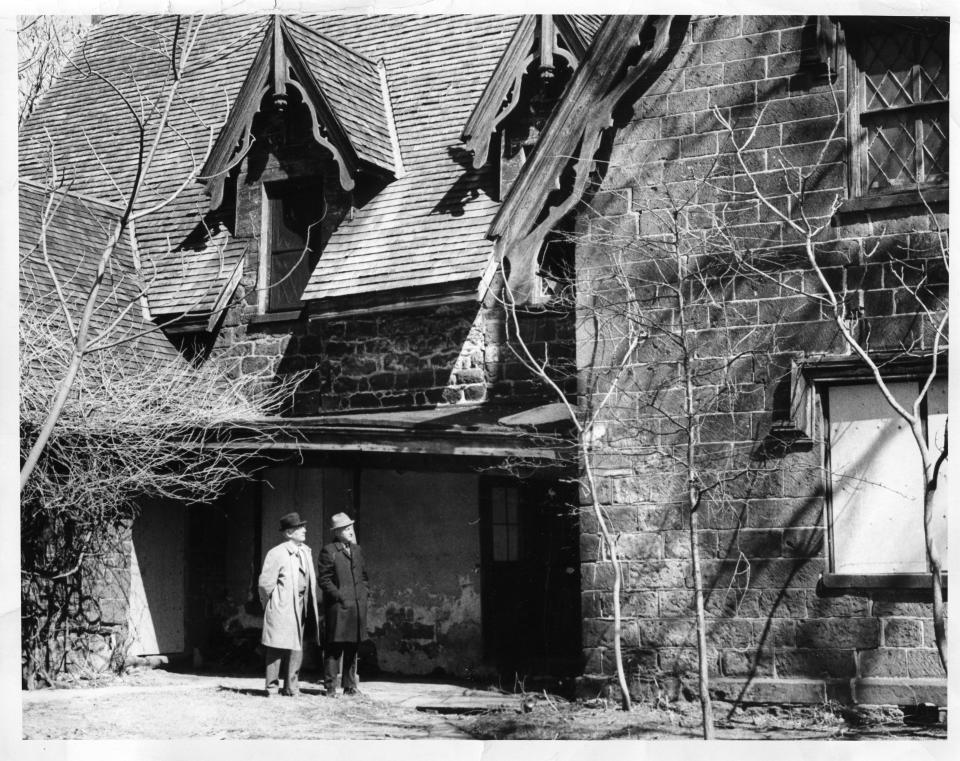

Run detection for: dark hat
[[279, 512, 307, 531]]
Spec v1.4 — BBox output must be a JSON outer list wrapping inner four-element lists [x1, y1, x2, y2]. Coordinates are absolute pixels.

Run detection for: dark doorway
[[480, 478, 581, 680]]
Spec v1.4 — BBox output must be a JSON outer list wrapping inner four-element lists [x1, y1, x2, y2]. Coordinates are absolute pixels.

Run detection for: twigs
[[20, 301, 305, 685]]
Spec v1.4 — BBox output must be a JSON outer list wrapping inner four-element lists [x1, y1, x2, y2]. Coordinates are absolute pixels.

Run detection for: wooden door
[[480, 480, 581, 680]]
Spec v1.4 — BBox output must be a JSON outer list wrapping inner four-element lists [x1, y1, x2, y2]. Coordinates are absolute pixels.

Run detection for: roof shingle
[[18, 15, 533, 310]]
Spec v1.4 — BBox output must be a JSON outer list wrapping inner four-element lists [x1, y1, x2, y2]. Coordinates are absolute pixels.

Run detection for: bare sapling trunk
[[499, 270, 634, 710], [676, 247, 714, 739]]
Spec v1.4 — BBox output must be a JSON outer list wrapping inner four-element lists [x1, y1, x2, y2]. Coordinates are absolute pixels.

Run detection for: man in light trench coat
[[258, 512, 320, 697]]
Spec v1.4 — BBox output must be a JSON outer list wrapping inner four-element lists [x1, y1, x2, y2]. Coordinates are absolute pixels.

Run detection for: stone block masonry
[[575, 16, 947, 705], [211, 130, 576, 413], [213, 301, 570, 413]]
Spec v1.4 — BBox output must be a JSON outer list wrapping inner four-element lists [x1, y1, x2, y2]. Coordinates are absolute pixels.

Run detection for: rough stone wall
[[74, 524, 134, 672], [206, 124, 572, 412], [217, 304, 481, 413], [576, 16, 947, 705], [215, 289, 569, 413]]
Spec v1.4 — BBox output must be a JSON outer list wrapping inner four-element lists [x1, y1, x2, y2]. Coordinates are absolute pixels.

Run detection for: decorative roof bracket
[[461, 15, 587, 171], [485, 15, 681, 306], [199, 16, 358, 211]]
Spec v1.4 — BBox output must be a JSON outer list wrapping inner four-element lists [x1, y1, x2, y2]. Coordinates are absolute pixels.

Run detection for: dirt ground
[[19, 667, 948, 741], [462, 698, 948, 740]]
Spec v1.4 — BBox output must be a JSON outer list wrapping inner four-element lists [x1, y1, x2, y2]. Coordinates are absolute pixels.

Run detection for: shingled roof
[[19, 180, 178, 366], [283, 18, 396, 173], [19, 15, 605, 315], [20, 16, 271, 318], [300, 14, 522, 303]]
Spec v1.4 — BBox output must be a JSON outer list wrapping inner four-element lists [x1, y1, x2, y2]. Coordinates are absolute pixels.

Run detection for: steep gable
[[461, 14, 592, 172], [486, 15, 683, 304], [201, 16, 397, 209], [283, 18, 397, 174]]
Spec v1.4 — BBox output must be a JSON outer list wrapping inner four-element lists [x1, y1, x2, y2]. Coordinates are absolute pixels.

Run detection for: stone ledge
[[708, 677, 839, 704], [852, 678, 946, 707], [579, 674, 950, 707]]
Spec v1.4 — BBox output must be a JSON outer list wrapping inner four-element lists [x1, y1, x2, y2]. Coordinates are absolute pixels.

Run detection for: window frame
[[488, 484, 522, 563], [807, 367, 948, 592], [785, 355, 947, 591], [843, 17, 949, 210], [257, 179, 325, 316]]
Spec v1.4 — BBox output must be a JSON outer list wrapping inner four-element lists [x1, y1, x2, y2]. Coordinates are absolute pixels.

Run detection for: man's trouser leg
[[264, 647, 285, 694], [283, 647, 303, 695], [342, 643, 359, 692], [324, 643, 343, 695]]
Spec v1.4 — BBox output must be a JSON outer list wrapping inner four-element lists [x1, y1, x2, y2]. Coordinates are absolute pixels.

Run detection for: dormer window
[[261, 179, 325, 313]]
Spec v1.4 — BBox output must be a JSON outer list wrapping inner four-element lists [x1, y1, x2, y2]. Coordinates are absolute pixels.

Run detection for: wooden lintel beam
[[190, 439, 559, 460]]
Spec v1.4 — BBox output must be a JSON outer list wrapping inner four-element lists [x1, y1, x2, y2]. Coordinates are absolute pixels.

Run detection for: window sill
[[820, 572, 948, 592], [248, 309, 303, 325], [837, 186, 948, 215]]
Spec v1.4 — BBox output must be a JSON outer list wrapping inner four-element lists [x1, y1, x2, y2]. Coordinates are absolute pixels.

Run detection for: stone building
[[20, 14, 946, 704], [491, 16, 948, 705]]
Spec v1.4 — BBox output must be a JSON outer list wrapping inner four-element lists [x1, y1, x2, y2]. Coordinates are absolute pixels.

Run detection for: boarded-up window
[[265, 181, 324, 312], [848, 19, 949, 195], [827, 380, 948, 574]]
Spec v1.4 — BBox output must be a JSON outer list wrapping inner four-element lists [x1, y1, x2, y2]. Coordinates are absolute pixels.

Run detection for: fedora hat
[[329, 512, 354, 531], [279, 512, 307, 531]]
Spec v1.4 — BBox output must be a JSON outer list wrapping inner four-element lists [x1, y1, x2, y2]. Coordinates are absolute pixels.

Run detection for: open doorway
[[479, 478, 581, 681]]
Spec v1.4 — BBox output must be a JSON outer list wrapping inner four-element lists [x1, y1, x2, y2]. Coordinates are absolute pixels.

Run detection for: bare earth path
[[21, 671, 480, 739], [19, 669, 948, 741]]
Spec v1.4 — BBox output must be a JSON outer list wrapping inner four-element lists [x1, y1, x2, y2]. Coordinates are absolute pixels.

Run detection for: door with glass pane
[[480, 479, 581, 679]]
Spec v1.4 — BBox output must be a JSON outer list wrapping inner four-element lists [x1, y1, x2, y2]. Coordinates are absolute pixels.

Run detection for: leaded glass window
[[850, 19, 948, 195]]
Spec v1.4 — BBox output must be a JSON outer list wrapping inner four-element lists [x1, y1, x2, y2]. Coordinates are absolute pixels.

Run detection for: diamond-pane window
[[850, 19, 948, 195]]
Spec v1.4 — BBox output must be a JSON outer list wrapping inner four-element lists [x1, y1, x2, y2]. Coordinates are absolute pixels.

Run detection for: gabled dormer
[[461, 15, 593, 200], [192, 16, 402, 320], [201, 16, 399, 210]]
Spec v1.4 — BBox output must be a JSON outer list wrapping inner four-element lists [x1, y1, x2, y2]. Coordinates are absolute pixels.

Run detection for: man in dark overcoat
[[317, 512, 369, 697]]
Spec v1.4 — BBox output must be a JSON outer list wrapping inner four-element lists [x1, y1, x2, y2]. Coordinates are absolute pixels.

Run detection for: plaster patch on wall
[[369, 575, 484, 676]]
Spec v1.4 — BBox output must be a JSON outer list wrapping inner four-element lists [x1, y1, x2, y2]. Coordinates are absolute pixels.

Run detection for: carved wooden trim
[[199, 16, 363, 210], [461, 15, 587, 171], [487, 15, 679, 305], [279, 19, 359, 191], [199, 21, 273, 210], [462, 16, 536, 168]]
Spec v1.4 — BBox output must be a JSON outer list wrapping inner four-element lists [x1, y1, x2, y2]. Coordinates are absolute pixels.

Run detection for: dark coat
[[317, 541, 369, 643]]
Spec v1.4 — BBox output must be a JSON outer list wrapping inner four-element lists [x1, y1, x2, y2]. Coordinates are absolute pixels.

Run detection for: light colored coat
[[258, 541, 320, 650]]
